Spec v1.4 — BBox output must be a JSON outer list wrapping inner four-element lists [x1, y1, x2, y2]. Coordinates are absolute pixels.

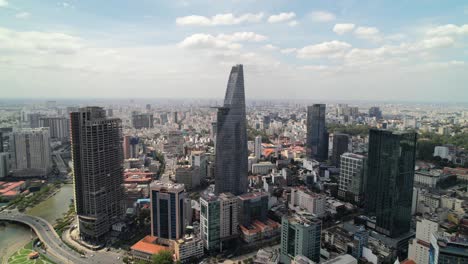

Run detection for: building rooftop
[[238, 191, 268, 200], [150, 181, 185, 192], [130, 236, 170, 255], [322, 254, 357, 264], [286, 212, 321, 227]]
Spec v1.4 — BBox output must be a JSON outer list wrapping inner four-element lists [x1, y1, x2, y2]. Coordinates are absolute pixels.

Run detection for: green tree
[[152, 250, 174, 264]]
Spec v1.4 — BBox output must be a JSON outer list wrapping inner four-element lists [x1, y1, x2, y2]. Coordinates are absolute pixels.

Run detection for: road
[[0, 212, 88, 264]]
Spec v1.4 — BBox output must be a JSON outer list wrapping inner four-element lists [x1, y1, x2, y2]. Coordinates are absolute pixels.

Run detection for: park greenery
[[247, 126, 271, 143], [7, 241, 55, 264], [7, 182, 61, 212], [326, 123, 371, 137]]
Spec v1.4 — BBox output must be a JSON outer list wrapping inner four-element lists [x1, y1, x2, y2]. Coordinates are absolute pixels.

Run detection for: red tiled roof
[[131, 236, 170, 255], [401, 260, 416, 264]]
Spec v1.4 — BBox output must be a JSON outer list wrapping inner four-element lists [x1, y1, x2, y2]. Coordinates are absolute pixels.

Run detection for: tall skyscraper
[[306, 104, 329, 161], [254, 135, 262, 159], [366, 129, 417, 237], [11, 128, 51, 177], [0, 152, 10, 179], [280, 214, 322, 264], [214, 64, 248, 195], [173, 111, 178, 123], [338, 153, 367, 204], [70, 107, 125, 241], [150, 181, 187, 240], [332, 133, 349, 167]]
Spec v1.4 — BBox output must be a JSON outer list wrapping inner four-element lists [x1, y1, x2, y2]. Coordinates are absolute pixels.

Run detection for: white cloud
[[309, 11, 336, 22], [178, 32, 267, 50], [267, 12, 296, 23], [426, 24, 468, 36], [0, 27, 82, 54], [288, 20, 299, 27], [280, 48, 296, 54], [297, 41, 351, 59], [419, 37, 454, 49], [16, 12, 31, 19], [176, 12, 264, 26], [354, 26, 382, 42], [299, 65, 329, 71], [60, 2, 74, 8], [333, 23, 355, 35], [0, 0, 8, 7], [263, 44, 279, 51], [218, 32, 267, 42]]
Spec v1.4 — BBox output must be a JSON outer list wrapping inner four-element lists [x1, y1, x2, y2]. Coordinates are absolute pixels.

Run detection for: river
[[0, 184, 74, 263]]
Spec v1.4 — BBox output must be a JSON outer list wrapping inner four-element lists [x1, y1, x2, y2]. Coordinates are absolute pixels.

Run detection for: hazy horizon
[[1, 0, 467, 102]]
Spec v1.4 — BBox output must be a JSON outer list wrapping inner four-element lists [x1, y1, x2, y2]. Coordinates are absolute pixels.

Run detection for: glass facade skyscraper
[[366, 129, 417, 237], [150, 181, 186, 240], [307, 104, 329, 161], [214, 64, 248, 195], [332, 133, 349, 167]]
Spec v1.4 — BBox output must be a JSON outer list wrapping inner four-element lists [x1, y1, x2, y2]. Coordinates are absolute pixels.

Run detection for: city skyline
[[1, 1, 468, 102]]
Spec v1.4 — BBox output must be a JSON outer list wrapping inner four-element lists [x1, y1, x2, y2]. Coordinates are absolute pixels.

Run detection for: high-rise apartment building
[[150, 181, 187, 240], [254, 136, 262, 159], [338, 153, 367, 204], [290, 188, 326, 217], [28, 113, 43, 128], [332, 133, 349, 167], [39, 117, 70, 140], [214, 65, 248, 195], [366, 129, 417, 237], [307, 104, 328, 161], [131, 112, 154, 129], [70, 107, 125, 241], [280, 214, 322, 264], [11, 128, 51, 177], [408, 218, 438, 264], [200, 192, 239, 251]]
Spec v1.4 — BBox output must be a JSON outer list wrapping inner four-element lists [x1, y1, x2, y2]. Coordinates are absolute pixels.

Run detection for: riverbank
[[0, 184, 74, 263], [3, 181, 63, 213]]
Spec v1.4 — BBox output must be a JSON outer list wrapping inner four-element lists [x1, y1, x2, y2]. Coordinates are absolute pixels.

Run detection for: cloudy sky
[[0, 0, 467, 102]]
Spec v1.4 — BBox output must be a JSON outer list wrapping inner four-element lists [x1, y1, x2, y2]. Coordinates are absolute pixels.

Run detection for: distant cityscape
[[0, 64, 467, 264]]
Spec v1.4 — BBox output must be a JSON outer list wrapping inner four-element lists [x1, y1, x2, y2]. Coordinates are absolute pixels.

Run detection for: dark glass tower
[[366, 129, 417, 237], [214, 64, 248, 195], [306, 104, 329, 161], [332, 133, 349, 167], [70, 107, 125, 241]]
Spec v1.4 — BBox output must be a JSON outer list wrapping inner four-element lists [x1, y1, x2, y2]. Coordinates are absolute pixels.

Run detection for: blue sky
[[0, 0, 467, 102]]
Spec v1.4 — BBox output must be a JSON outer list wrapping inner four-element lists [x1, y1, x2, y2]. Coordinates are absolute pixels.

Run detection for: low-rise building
[[239, 219, 280, 243], [252, 162, 276, 175], [173, 235, 204, 263], [130, 236, 171, 263]]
